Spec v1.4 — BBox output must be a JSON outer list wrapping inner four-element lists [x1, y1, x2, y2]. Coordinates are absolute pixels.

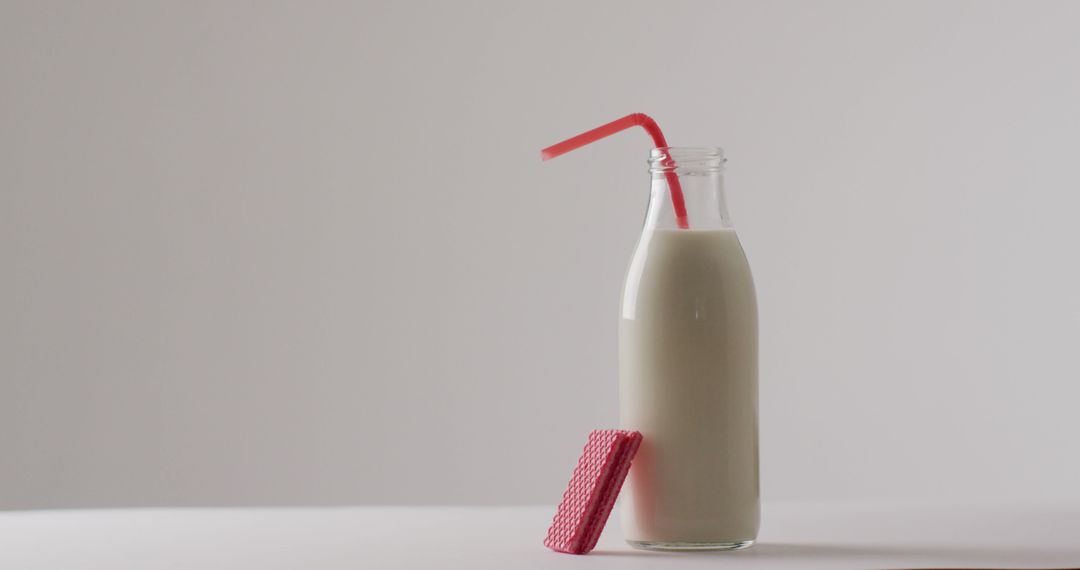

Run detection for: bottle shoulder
[[621, 228, 756, 321]]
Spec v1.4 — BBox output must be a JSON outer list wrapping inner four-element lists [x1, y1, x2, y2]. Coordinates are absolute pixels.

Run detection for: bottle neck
[[644, 147, 730, 231]]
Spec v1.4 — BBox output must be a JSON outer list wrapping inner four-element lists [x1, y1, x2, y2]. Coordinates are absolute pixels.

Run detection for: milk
[[619, 227, 759, 548]]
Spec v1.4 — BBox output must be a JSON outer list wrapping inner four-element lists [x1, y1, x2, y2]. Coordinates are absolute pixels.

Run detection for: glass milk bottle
[[619, 147, 759, 551]]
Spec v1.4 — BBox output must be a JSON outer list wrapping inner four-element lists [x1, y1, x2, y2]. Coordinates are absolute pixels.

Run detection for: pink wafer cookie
[[544, 429, 642, 555]]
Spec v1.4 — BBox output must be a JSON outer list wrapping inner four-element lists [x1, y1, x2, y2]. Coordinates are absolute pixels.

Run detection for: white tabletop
[[2, 502, 1079, 569]]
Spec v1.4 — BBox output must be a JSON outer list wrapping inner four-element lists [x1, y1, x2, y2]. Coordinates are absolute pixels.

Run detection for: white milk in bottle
[[620, 147, 759, 550]]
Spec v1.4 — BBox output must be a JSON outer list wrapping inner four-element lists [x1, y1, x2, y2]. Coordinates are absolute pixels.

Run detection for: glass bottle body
[[619, 148, 760, 550]]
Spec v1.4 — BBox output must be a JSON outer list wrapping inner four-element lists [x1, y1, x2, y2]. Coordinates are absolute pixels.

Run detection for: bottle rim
[[649, 147, 726, 174]]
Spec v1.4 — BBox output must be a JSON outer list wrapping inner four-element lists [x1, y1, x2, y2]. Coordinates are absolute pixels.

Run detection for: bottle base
[[628, 539, 754, 552]]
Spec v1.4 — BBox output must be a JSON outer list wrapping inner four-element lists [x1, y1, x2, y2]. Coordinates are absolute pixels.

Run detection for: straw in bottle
[[541, 113, 689, 229]]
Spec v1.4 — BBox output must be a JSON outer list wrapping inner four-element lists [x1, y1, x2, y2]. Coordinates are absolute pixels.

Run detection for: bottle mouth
[[649, 146, 726, 174]]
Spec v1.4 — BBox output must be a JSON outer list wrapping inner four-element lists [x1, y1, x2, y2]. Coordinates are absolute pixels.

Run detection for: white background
[[3, 0, 1080, 509]]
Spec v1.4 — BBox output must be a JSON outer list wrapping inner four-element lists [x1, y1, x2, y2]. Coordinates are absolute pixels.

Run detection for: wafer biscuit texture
[[544, 430, 642, 554]]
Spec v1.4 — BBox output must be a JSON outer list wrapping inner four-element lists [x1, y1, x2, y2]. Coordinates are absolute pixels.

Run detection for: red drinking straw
[[541, 113, 689, 229]]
